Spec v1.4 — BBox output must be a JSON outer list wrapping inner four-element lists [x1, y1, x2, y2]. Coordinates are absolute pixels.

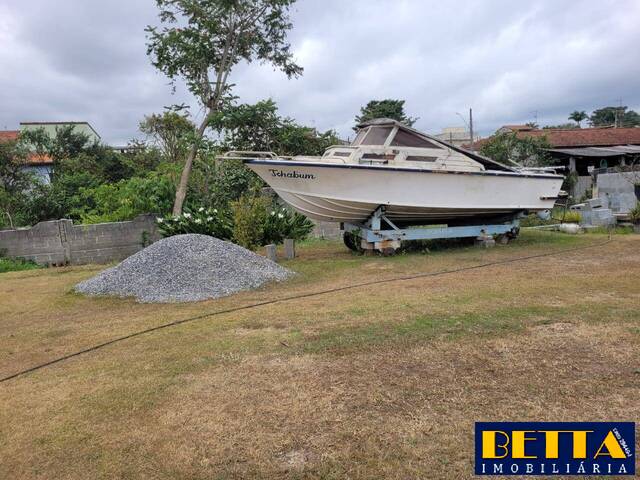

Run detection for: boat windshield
[[359, 127, 394, 145], [390, 129, 442, 149]]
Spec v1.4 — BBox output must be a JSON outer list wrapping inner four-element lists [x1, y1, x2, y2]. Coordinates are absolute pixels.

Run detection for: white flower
[[213, 209, 218, 214], [281, 207, 286, 211], [156, 218, 163, 224], [207, 217, 214, 222], [194, 218, 202, 224], [183, 213, 191, 219], [277, 213, 284, 219], [270, 211, 276, 216], [198, 207, 205, 212]]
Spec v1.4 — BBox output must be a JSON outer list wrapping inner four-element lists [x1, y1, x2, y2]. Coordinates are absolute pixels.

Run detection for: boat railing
[[217, 151, 280, 161]]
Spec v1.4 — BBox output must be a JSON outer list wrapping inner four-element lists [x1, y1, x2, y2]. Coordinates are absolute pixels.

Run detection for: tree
[[543, 123, 578, 130], [146, 0, 303, 215], [568, 110, 587, 127], [479, 132, 552, 168], [196, 99, 339, 208], [139, 111, 195, 164], [354, 99, 417, 130], [0, 140, 35, 228], [589, 106, 640, 128], [211, 99, 340, 155]]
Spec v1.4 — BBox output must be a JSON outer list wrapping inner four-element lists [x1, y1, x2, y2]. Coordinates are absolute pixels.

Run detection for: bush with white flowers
[[263, 206, 314, 245], [157, 207, 233, 239], [157, 199, 315, 250]]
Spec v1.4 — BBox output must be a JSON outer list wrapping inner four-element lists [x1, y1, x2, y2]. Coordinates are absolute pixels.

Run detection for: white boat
[[222, 119, 564, 226]]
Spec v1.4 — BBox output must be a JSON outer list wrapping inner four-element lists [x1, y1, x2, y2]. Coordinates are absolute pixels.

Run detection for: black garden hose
[[0, 236, 612, 384]]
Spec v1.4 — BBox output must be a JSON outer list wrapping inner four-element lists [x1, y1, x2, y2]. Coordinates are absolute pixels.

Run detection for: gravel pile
[[75, 234, 293, 303]]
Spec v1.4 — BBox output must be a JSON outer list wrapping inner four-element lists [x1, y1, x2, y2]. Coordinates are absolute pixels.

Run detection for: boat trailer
[[342, 206, 521, 255]]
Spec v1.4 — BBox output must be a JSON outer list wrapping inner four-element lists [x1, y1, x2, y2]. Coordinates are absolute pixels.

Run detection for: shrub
[[519, 208, 581, 227], [263, 206, 315, 245], [0, 256, 41, 273], [231, 196, 269, 249], [157, 207, 233, 239], [75, 171, 176, 224], [629, 203, 640, 225], [158, 196, 315, 249]]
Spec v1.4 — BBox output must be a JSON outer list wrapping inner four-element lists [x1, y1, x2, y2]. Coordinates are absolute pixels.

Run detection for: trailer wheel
[[343, 231, 363, 252], [380, 247, 397, 257], [506, 227, 520, 241], [496, 234, 510, 245]]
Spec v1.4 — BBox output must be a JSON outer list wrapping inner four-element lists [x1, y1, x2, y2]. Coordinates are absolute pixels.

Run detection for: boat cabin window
[[406, 155, 438, 162], [390, 129, 442, 149], [352, 129, 368, 145], [362, 153, 395, 160], [360, 127, 394, 145], [333, 151, 351, 157]]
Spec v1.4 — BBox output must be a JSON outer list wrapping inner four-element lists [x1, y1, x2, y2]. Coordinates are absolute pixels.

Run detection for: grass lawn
[[0, 230, 638, 479], [0, 256, 41, 274]]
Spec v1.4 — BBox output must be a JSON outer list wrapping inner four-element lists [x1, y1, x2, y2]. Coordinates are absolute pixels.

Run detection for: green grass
[[0, 256, 41, 273]]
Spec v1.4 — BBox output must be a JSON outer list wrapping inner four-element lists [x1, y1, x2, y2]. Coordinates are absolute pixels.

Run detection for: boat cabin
[[321, 118, 513, 173]]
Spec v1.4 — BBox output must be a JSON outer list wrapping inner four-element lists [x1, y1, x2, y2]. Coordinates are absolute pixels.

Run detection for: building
[[0, 122, 101, 184], [470, 126, 640, 199], [433, 126, 480, 148]]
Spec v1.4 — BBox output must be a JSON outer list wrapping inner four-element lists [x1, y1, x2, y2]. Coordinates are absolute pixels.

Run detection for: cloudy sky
[[1, 0, 639, 144]]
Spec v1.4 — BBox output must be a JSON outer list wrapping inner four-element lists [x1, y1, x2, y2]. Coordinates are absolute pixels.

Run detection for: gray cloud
[[1, 0, 638, 144]]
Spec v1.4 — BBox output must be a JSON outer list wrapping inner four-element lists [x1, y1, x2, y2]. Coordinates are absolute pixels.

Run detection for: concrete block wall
[[596, 172, 639, 214], [0, 214, 160, 266]]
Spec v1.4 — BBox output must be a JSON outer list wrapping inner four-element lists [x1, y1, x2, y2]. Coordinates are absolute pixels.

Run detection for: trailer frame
[[342, 206, 521, 254]]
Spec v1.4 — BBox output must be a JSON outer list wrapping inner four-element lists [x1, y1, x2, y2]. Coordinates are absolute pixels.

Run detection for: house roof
[[500, 125, 535, 132], [468, 126, 640, 150], [547, 145, 640, 157], [0, 130, 19, 142], [520, 126, 640, 148], [0, 130, 53, 165], [26, 153, 53, 165]]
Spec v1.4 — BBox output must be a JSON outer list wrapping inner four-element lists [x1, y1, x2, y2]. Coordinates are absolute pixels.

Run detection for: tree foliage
[[543, 123, 578, 130], [146, 0, 303, 214], [568, 110, 587, 127], [354, 99, 417, 130], [480, 132, 552, 168], [211, 99, 340, 155], [589, 106, 640, 128], [139, 111, 195, 163], [0, 140, 34, 228]]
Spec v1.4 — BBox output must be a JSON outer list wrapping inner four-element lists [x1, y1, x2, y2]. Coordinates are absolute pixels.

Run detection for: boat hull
[[247, 161, 564, 224]]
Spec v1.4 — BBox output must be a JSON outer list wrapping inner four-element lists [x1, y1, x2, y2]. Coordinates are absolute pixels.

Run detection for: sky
[[0, 0, 639, 145]]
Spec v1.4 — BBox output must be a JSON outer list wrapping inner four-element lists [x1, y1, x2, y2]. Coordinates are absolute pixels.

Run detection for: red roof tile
[[468, 126, 640, 150], [0, 130, 53, 164], [27, 153, 53, 165], [518, 126, 640, 148], [0, 130, 19, 142]]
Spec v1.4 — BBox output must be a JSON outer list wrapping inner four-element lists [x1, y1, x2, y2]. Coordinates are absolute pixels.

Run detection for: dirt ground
[[0, 231, 638, 479]]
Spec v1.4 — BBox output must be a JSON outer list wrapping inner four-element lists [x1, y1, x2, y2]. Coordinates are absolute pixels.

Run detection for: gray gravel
[[75, 234, 293, 303]]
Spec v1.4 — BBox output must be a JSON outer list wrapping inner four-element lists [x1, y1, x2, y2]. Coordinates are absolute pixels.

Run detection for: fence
[[0, 214, 160, 266]]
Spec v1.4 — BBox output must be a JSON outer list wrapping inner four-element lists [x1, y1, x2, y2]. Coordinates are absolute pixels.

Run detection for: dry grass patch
[[0, 231, 638, 479]]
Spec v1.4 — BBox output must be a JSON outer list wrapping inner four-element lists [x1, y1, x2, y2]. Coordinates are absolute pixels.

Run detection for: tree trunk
[[172, 114, 210, 216]]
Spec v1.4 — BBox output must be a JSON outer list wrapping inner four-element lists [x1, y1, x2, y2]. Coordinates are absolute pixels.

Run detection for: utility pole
[[469, 108, 474, 151], [615, 98, 623, 128]]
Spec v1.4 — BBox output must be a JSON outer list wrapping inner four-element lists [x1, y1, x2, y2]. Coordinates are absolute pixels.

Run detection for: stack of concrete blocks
[[579, 198, 616, 227], [311, 220, 342, 239], [475, 231, 496, 248], [0, 214, 160, 266], [596, 172, 639, 216]]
